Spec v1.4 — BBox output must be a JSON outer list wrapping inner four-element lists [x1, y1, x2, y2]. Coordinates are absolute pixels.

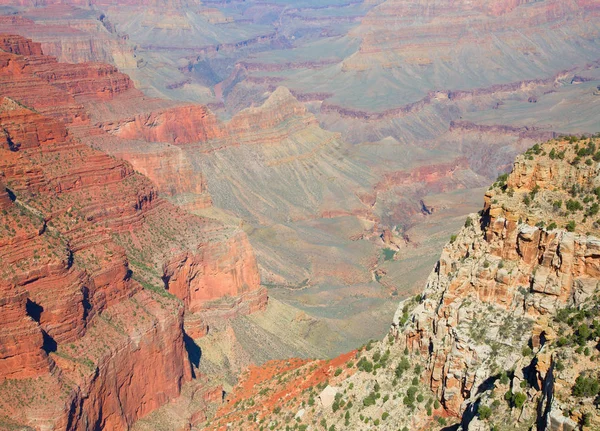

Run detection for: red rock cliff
[[0, 35, 266, 429]]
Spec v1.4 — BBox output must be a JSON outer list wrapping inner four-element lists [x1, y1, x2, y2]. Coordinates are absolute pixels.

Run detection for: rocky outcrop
[[0, 96, 190, 428], [0, 35, 212, 213], [64, 291, 191, 431], [163, 229, 266, 338], [0, 34, 137, 125], [108, 141, 213, 210], [0, 33, 43, 55], [391, 136, 600, 425], [100, 86, 311, 146], [100, 104, 223, 145], [163, 231, 261, 314], [0, 15, 137, 68], [34, 62, 134, 100], [225, 86, 312, 137]]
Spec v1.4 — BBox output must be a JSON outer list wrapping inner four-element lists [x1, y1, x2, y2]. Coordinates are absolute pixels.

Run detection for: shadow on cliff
[[184, 332, 202, 378], [26, 298, 57, 353]]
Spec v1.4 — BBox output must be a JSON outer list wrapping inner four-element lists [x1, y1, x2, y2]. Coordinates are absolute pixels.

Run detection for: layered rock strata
[[0, 35, 266, 429]]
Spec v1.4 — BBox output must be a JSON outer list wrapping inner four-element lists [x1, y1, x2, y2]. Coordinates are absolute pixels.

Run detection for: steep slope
[[0, 35, 266, 430], [0, 13, 136, 68], [396, 134, 600, 428], [0, 94, 193, 430], [209, 135, 600, 431]]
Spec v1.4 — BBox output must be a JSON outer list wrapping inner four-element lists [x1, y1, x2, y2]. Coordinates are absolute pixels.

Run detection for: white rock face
[[318, 385, 338, 409]]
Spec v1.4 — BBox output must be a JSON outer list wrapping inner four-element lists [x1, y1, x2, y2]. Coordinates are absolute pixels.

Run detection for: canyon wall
[[0, 35, 266, 430]]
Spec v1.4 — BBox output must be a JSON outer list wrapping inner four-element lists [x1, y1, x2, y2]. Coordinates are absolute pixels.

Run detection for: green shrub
[[566, 199, 583, 212], [363, 394, 377, 407], [357, 358, 373, 373], [496, 173, 509, 184], [566, 221, 576, 232], [332, 400, 341, 412], [513, 392, 526, 409], [576, 324, 592, 346], [395, 357, 410, 378], [478, 405, 492, 420], [572, 374, 600, 397], [334, 368, 342, 377]]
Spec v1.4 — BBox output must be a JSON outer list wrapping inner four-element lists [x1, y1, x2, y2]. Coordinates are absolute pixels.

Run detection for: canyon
[[0, 0, 598, 429], [211, 135, 600, 431]]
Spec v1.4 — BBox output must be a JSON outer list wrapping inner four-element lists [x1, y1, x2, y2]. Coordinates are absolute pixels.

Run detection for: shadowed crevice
[[184, 332, 202, 378], [41, 330, 57, 353], [25, 298, 43, 322]]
